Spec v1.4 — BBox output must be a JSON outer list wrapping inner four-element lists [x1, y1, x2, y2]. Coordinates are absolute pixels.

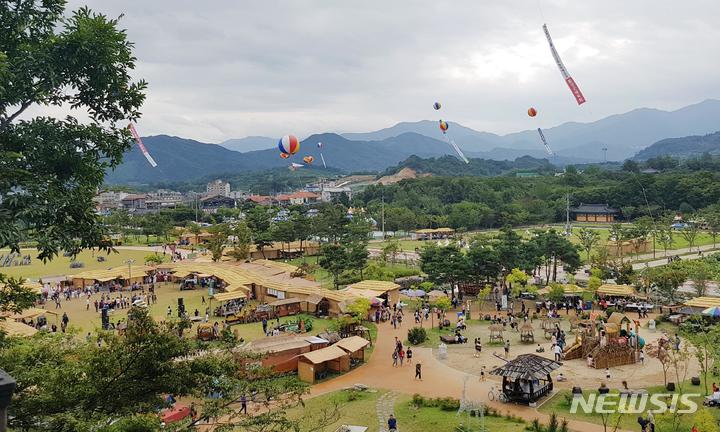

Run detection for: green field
[[287, 390, 526, 432], [0, 248, 166, 280]]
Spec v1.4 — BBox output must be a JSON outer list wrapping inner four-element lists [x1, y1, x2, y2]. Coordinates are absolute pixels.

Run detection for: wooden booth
[[335, 336, 371, 363], [490, 354, 561, 404], [297, 345, 350, 383], [248, 335, 329, 373], [269, 298, 303, 317]]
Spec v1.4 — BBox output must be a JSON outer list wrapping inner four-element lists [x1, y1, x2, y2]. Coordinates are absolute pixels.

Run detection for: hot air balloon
[[528, 107, 537, 117], [278, 135, 300, 155], [317, 142, 323, 149], [280, 152, 290, 159], [433, 102, 442, 110], [439, 120, 449, 133], [303, 155, 314, 164]]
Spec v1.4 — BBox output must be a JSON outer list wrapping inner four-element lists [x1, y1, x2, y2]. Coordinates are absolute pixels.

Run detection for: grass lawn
[[0, 248, 166, 280], [538, 374, 720, 430], [287, 390, 527, 432], [403, 320, 492, 349]]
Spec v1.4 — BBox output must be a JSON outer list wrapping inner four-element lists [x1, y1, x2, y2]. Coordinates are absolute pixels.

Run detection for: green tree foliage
[[647, 264, 688, 302], [530, 229, 581, 284], [0, 0, 146, 319], [0, 1, 147, 260], [679, 221, 700, 251], [143, 254, 164, 265], [319, 243, 349, 289], [346, 298, 371, 321], [576, 227, 600, 261], [1, 308, 310, 430], [419, 243, 468, 288], [506, 268, 529, 297]]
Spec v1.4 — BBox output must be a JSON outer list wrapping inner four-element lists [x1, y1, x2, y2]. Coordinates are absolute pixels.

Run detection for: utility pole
[[126, 259, 135, 284], [602, 147, 608, 163], [381, 190, 385, 239], [565, 193, 571, 236]]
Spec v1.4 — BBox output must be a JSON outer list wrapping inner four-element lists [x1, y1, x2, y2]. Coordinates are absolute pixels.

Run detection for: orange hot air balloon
[[528, 107, 537, 117], [303, 155, 314, 164], [280, 152, 290, 159]]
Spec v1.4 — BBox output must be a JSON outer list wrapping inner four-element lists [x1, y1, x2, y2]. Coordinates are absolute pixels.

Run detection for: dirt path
[[309, 321, 634, 432]]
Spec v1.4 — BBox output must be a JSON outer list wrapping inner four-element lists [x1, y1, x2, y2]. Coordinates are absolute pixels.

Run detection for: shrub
[[412, 393, 426, 407], [407, 327, 427, 345], [437, 397, 460, 411]]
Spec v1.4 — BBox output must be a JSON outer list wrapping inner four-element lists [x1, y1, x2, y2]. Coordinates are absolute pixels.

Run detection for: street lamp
[[125, 259, 135, 287], [0, 370, 16, 431]]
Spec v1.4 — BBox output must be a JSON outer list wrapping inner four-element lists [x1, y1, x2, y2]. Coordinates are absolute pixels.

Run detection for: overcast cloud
[[57, 0, 720, 143]]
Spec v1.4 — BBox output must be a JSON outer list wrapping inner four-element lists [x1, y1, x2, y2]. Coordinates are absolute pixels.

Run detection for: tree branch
[[1, 100, 33, 128]]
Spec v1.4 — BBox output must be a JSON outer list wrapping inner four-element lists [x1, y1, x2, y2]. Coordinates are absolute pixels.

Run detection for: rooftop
[[570, 203, 618, 214]]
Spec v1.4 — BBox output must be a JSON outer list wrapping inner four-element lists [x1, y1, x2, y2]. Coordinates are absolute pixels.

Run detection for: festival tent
[[297, 345, 350, 383], [597, 284, 637, 298], [335, 336, 370, 362], [0, 320, 38, 337]]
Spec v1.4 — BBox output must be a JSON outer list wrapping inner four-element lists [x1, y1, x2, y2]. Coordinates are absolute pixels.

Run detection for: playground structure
[[519, 323, 535, 343], [541, 318, 560, 340], [488, 324, 504, 344], [563, 312, 643, 369]]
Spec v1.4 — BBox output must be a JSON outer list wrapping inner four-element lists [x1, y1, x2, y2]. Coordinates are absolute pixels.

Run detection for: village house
[[570, 203, 619, 222]]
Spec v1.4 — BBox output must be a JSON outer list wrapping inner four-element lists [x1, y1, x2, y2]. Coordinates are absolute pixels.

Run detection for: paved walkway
[[309, 321, 633, 432], [376, 391, 398, 432]]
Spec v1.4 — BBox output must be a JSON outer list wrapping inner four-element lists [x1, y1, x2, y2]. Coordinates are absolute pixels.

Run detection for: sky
[[55, 0, 720, 143]]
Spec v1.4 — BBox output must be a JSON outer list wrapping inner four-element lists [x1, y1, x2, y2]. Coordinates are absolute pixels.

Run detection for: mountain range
[[634, 131, 720, 160], [218, 99, 720, 161], [106, 99, 720, 185]]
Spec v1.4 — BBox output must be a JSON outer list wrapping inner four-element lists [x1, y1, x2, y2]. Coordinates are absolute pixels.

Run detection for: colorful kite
[[128, 123, 158, 167], [537, 128, 554, 156], [278, 134, 300, 155], [317, 142, 327, 168], [543, 24, 586, 105]]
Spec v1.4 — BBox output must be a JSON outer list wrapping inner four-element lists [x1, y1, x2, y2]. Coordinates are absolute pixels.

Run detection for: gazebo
[[488, 324, 504, 343], [520, 323, 535, 343], [489, 354, 561, 404]]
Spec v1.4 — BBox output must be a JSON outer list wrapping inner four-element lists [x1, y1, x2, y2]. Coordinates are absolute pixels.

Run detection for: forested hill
[[354, 168, 720, 231], [634, 131, 720, 160], [380, 155, 555, 177]]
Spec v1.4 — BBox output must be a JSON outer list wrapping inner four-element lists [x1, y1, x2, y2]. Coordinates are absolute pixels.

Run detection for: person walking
[[415, 360, 422, 380], [392, 350, 398, 367], [388, 414, 397, 431], [262, 317, 268, 335], [553, 343, 562, 362], [240, 394, 248, 414], [399, 348, 405, 366], [504, 339, 510, 358], [406, 347, 413, 365]]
